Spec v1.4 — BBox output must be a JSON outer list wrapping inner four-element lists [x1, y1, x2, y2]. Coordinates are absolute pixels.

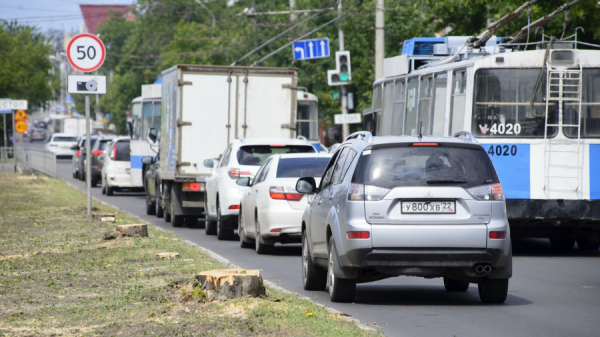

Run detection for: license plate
[[401, 201, 455, 214]]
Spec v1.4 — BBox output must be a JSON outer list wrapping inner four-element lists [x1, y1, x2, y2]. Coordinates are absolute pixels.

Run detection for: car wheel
[[145, 192, 156, 216], [443, 277, 470, 292], [155, 183, 164, 218], [302, 231, 327, 291], [204, 193, 217, 235], [550, 237, 575, 251], [216, 200, 233, 240], [478, 278, 509, 304], [327, 239, 356, 303], [239, 209, 253, 249], [254, 215, 273, 254], [577, 239, 600, 251], [72, 170, 77, 179], [101, 177, 106, 195], [106, 185, 114, 196], [171, 189, 183, 227], [91, 179, 98, 188]]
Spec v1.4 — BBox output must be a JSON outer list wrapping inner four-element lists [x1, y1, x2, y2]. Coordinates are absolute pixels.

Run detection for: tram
[[296, 88, 326, 151], [371, 33, 600, 250], [129, 84, 161, 187]]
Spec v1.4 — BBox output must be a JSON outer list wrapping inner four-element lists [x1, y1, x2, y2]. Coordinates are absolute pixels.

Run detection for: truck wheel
[[254, 216, 273, 254], [478, 278, 509, 304], [327, 239, 356, 303], [577, 239, 600, 251], [443, 277, 469, 292], [171, 189, 183, 227], [239, 209, 253, 248], [550, 237, 575, 251], [216, 201, 233, 240], [302, 231, 326, 291], [145, 193, 156, 215]]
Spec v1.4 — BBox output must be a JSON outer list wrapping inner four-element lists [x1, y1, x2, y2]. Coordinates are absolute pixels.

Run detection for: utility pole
[[289, 0, 298, 22], [375, 0, 384, 79], [338, 0, 348, 140]]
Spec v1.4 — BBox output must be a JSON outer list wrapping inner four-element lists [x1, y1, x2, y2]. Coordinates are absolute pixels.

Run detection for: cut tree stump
[[155, 252, 180, 260], [116, 224, 148, 237], [94, 213, 116, 223], [195, 269, 265, 301]]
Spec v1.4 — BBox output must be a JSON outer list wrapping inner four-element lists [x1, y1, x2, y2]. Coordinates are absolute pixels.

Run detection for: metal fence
[[1, 147, 56, 178]]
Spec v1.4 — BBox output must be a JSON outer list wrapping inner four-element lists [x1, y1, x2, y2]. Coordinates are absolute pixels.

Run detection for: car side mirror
[[236, 177, 251, 187], [70, 145, 78, 151], [203, 158, 216, 168], [296, 177, 316, 194], [148, 128, 158, 143], [141, 156, 153, 165]]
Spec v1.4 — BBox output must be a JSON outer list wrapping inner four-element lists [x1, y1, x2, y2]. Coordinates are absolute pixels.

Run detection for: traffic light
[[327, 51, 351, 86]]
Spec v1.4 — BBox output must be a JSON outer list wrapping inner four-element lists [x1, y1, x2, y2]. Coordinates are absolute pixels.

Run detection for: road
[[27, 144, 600, 337]]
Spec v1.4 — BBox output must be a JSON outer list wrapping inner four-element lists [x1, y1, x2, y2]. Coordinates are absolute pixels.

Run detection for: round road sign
[[67, 34, 106, 72], [15, 121, 28, 134]]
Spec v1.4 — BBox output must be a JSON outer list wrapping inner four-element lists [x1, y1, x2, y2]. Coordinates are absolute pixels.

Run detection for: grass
[[0, 171, 380, 336]]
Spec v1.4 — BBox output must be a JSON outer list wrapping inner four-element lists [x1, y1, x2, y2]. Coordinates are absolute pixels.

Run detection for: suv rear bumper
[[359, 248, 504, 268]]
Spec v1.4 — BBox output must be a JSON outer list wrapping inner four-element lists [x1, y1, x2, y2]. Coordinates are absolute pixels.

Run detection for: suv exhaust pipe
[[467, 264, 492, 277]]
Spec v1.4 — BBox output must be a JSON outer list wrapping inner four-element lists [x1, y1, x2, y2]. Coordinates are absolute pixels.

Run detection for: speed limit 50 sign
[[67, 34, 106, 72]]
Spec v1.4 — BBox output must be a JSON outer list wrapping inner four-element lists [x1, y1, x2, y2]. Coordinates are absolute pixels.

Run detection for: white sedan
[[237, 153, 332, 254], [44, 133, 77, 158]]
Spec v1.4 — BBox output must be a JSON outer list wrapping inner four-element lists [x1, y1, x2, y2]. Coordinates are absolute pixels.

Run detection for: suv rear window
[[115, 141, 130, 162], [237, 145, 315, 166], [276, 157, 330, 178], [352, 145, 498, 189], [54, 136, 76, 142], [99, 140, 112, 151]]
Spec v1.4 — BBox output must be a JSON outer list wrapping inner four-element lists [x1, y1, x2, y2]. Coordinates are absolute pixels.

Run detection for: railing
[[1, 147, 57, 178]]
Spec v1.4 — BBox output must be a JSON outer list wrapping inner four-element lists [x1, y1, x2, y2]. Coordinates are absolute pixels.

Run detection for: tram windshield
[[297, 100, 318, 141], [564, 69, 600, 138], [472, 69, 558, 138]]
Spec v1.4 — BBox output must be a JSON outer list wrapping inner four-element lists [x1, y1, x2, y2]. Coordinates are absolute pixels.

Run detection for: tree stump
[[94, 213, 115, 223], [116, 224, 148, 237], [155, 252, 180, 260], [195, 269, 265, 301]]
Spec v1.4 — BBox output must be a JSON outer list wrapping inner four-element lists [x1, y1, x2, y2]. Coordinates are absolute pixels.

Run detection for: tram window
[[432, 73, 448, 136], [153, 103, 161, 131], [565, 69, 600, 138], [450, 71, 466, 135], [418, 76, 434, 135], [404, 78, 419, 135], [142, 102, 152, 140], [392, 80, 406, 135], [373, 84, 383, 134], [131, 102, 142, 140], [297, 100, 318, 141], [382, 82, 395, 135], [472, 68, 558, 138]]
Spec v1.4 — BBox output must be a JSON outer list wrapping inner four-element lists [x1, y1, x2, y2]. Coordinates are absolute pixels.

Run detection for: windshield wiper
[[426, 179, 467, 184]]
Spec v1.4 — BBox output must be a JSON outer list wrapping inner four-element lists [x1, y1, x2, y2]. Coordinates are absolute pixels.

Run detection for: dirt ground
[[0, 171, 379, 336]]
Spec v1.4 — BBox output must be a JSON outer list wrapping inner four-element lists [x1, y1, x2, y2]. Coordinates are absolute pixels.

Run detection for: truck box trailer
[[157, 64, 298, 227]]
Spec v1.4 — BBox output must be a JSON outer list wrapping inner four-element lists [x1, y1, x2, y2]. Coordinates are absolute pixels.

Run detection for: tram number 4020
[[487, 145, 517, 156]]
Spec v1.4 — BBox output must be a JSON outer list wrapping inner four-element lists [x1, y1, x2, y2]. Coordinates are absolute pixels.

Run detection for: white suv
[[204, 138, 316, 240]]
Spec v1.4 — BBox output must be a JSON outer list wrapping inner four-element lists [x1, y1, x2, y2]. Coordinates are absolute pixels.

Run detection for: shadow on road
[[512, 238, 600, 258]]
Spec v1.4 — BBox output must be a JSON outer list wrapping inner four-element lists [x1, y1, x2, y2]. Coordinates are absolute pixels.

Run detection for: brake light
[[412, 142, 439, 146], [489, 231, 507, 239], [348, 183, 364, 200], [270, 144, 286, 147], [228, 205, 240, 210], [182, 182, 204, 192], [347, 231, 370, 239], [92, 150, 104, 156], [269, 186, 303, 201], [76, 151, 81, 157], [467, 183, 503, 201], [228, 168, 252, 179], [112, 145, 117, 159], [491, 183, 504, 200], [270, 228, 282, 233]]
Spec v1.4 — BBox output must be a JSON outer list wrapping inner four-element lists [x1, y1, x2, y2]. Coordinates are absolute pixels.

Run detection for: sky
[[0, 0, 135, 34]]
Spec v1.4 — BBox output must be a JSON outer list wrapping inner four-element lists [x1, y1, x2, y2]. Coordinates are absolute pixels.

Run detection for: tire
[[302, 231, 327, 291], [91, 179, 98, 188], [171, 189, 184, 228], [255, 215, 273, 254], [72, 170, 77, 179], [443, 277, 470, 292], [550, 237, 575, 251], [577, 239, 600, 251], [327, 239, 356, 303], [216, 204, 234, 240], [145, 193, 156, 216], [239, 209, 253, 249], [478, 278, 509, 304], [106, 185, 114, 196], [101, 177, 106, 195], [204, 193, 217, 235], [155, 186, 164, 218]]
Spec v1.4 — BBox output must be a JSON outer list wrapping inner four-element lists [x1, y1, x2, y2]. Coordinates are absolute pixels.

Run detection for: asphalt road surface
[[39, 151, 600, 337]]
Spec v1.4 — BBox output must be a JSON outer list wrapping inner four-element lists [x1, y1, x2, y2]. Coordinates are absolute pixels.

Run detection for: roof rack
[[453, 131, 478, 143], [296, 135, 309, 143], [345, 131, 373, 143], [236, 136, 246, 144]]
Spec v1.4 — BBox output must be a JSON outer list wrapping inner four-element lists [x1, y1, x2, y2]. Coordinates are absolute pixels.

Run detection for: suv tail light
[[347, 184, 390, 201], [92, 150, 104, 156], [76, 151, 81, 157], [269, 186, 303, 201], [228, 168, 252, 179], [182, 182, 204, 192], [112, 145, 117, 159], [467, 183, 503, 201]]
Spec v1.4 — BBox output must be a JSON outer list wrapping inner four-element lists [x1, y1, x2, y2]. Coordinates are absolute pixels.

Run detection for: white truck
[[153, 65, 299, 227]]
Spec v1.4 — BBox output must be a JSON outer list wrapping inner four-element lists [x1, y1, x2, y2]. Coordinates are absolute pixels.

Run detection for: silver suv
[[296, 131, 512, 303]]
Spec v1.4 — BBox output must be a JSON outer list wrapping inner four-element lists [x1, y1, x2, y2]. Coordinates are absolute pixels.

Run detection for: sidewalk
[[0, 171, 379, 336]]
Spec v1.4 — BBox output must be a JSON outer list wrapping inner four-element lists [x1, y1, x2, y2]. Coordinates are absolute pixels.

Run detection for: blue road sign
[[293, 38, 330, 60]]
